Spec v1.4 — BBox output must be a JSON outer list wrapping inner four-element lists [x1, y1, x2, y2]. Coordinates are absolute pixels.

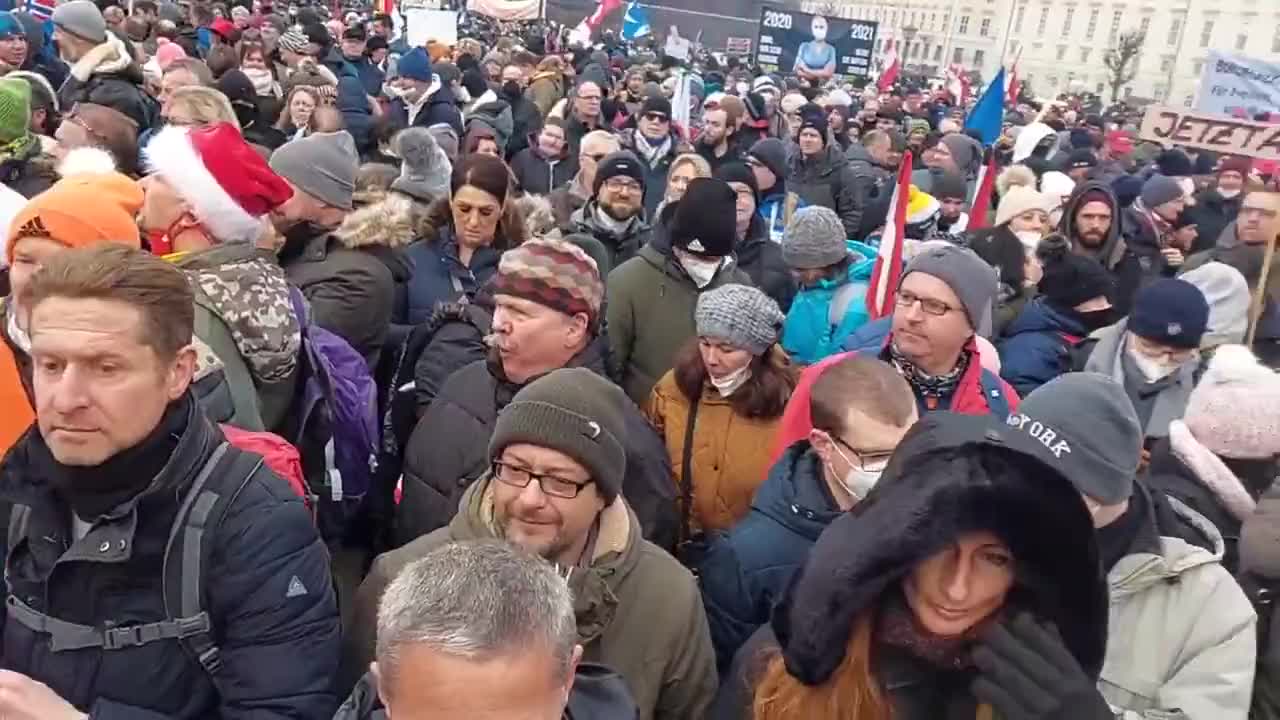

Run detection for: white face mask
[[708, 364, 751, 397], [675, 250, 723, 288], [812, 21, 828, 41], [1126, 345, 1183, 383], [1013, 230, 1043, 253], [827, 439, 882, 501], [1217, 187, 1242, 199]]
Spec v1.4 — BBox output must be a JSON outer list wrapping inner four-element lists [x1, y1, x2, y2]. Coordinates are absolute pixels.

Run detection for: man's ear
[[371, 661, 391, 716], [166, 344, 198, 400]]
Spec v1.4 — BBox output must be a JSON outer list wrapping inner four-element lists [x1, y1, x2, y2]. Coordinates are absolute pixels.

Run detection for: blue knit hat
[[1129, 278, 1209, 349], [398, 47, 433, 82], [0, 11, 23, 39]]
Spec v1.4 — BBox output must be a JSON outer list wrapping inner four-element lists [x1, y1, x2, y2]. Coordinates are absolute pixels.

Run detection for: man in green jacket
[[345, 368, 717, 720], [607, 177, 754, 403]]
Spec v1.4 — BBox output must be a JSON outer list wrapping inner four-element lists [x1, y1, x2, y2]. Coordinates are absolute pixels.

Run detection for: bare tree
[[1103, 30, 1145, 103], [809, 0, 841, 16]]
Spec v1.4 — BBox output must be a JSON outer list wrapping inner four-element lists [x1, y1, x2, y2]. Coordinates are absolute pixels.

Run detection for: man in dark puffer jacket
[[396, 238, 676, 550], [53, 3, 156, 131]]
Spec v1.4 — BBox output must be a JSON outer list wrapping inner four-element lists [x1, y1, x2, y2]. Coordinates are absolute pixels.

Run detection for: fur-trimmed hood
[[334, 191, 430, 250]]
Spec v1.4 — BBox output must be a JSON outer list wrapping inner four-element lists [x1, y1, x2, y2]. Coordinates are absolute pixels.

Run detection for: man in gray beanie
[[347, 368, 718, 720], [1123, 173, 1189, 277], [271, 129, 396, 370], [1009, 372, 1256, 720], [54, 0, 155, 131]]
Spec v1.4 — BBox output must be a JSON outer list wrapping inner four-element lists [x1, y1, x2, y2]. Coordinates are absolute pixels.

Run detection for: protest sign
[[404, 8, 458, 46], [665, 28, 692, 61], [755, 5, 877, 78], [1138, 105, 1280, 161], [726, 36, 752, 55], [1195, 50, 1280, 118]]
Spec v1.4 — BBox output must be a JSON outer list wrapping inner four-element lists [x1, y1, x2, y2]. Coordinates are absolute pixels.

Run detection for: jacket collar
[[1108, 487, 1226, 596]]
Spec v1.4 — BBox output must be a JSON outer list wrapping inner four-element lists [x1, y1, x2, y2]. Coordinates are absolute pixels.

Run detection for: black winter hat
[[1037, 236, 1113, 309], [773, 412, 1109, 688], [1156, 148, 1194, 177], [1065, 149, 1098, 171], [640, 95, 672, 118], [748, 138, 788, 182], [671, 178, 738, 257], [1130, 278, 1209, 349], [715, 162, 758, 204], [593, 150, 646, 195], [931, 172, 968, 201]]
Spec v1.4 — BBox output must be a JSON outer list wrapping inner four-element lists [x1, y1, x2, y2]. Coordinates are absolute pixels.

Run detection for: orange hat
[[7, 171, 143, 259]]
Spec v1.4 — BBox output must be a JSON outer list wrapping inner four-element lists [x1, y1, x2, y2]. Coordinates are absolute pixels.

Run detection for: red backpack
[[219, 424, 310, 508]]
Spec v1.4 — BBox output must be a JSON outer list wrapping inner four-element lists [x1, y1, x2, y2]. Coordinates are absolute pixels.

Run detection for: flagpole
[[997, 0, 1018, 76]]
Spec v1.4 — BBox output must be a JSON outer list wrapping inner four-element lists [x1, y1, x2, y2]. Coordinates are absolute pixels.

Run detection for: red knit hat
[[144, 122, 293, 243]]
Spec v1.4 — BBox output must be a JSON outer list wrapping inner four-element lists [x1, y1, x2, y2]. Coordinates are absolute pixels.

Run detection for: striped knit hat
[[492, 238, 604, 329]]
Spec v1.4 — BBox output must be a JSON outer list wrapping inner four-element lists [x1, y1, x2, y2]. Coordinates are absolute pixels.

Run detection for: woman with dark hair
[[402, 154, 528, 325], [275, 85, 322, 141], [645, 284, 796, 538], [713, 413, 1112, 720]]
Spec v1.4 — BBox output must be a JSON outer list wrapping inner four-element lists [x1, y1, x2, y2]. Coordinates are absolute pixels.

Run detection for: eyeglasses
[[578, 93, 602, 102], [492, 459, 593, 499], [643, 112, 670, 123], [895, 289, 958, 317], [604, 177, 642, 194], [582, 152, 608, 163], [1129, 334, 1199, 364], [827, 434, 896, 472]]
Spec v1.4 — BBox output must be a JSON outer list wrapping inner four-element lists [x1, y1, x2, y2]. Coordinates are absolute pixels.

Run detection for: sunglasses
[[644, 112, 670, 123]]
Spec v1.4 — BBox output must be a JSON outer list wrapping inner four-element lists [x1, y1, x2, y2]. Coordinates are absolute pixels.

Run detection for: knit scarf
[[1168, 419, 1257, 521], [876, 590, 998, 671], [1133, 199, 1174, 243], [631, 130, 673, 168], [0, 132, 37, 165], [243, 67, 281, 97], [889, 343, 969, 407]]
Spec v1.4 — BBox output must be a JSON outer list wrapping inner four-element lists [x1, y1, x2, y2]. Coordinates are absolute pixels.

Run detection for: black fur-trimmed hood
[[773, 412, 1109, 687]]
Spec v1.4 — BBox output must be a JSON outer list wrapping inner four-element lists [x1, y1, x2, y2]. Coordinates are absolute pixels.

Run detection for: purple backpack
[[287, 287, 379, 509]]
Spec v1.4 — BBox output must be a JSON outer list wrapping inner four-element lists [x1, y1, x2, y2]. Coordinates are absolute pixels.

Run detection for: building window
[[959, 15, 970, 34], [1193, 59, 1203, 74], [1200, 20, 1214, 47], [930, 12, 937, 29], [1273, 25, 1280, 52], [1080, 47, 1090, 62], [1139, 16, 1151, 37], [1124, 86, 1134, 99], [1014, 3, 1026, 33], [1236, 33, 1248, 50], [953, 47, 965, 64], [1160, 56, 1172, 72], [1063, 7, 1074, 35], [935, 45, 943, 60], [1096, 82, 1104, 93], [1086, 8, 1099, 40], [1108, 9, 1122, 44], [1166, 17, 1181, 46], [1057, 45, 1068, 60], [974, 49, 986, 66], [1037, 6, 1049, 36], [980, 17, 991, 36], [1153, 84, 1167, 99]]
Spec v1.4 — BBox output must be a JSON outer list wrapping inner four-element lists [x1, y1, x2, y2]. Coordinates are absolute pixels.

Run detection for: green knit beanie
[[0, 77, 31, 144]]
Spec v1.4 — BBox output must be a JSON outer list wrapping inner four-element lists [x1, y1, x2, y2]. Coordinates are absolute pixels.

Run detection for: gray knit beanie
[[696, 284, 784, 356], [390, 127, 451, 204], [52, 0, 106, 43], [782, 206, 847, 269], [902, 244, 998, 334], [489, 368, 628, 504], [269, 130, 358, 211], [1140, 174, 1183, 208]]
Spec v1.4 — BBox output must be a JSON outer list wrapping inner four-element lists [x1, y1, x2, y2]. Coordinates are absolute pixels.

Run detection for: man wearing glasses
[[619, 95, 692, 217], [350, 368, 717, 720], [549, 129, 620, 225], [564, 150, 652, 270], [772, 244, 1018, 454], [565, 80, 604, 157]]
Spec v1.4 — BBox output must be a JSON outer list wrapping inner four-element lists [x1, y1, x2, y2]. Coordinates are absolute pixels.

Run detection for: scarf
[[591, 203, 634, 236], [876, 589, 996, 671], [1168, 420, 1257, 522], [1133, 199, 1174, 244], [0, 132, 37, 164], [27, 394, 191, 520], [243, 67, 281, 97], [632, 130, 673, 167], [889, 343, 969, 408]]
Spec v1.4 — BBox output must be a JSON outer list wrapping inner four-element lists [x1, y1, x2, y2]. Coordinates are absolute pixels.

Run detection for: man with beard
[[500, 62, 542, 160], [549, 130, 620, 225], [384, 46, 462, 136], [619, 95, 691, 217], [564, 151, 652, 270], [351, 367, 715, 720], [696, 106, 740, 174], [1122, 175, 1189, 280], [1058, 180, 1145, 316]]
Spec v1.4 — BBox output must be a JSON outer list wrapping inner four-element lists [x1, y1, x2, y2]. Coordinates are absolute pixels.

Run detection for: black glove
[[971, 613, 1113, 720]]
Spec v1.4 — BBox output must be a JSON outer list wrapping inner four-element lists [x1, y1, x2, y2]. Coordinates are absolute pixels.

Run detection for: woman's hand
[[972, 613, 1112, 720]]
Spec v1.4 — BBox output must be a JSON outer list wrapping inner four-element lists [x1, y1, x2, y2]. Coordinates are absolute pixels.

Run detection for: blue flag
[[964, 67, 1005, 147], [621, 2, 651, 41]]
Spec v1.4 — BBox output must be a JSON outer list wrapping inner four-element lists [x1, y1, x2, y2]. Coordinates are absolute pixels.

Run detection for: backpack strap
[[677, 392, 701, 551], [978, 369, 1012, 420]]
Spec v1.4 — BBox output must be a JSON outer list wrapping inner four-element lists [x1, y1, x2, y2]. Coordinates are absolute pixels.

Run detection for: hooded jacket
[[389, 82, 463, 137], [15, 11, 67, 90], [605, 206, 754, 404], [698, 443, 842, 672], [566, 201, 653, 273], [1100, 494, 1256, 718], [349, 477, 716, 720], [57, 33, 157, 131], [1059, 180, 1145, 316], [996, 297, 1089, 397], [787, 143, 865, 240], [756, 185, 807, 245], [318, 46, 375, 153], [781, 240, 876, 365]]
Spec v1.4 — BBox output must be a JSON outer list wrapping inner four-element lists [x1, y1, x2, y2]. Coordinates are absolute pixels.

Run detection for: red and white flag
[[946, 64, 971, 105], [1005, 48, 1023, 105], [967, 149, 998, 231], [876, 39, 900, 92], [866, 151, 913, 320], [586, 0, 623, 28]]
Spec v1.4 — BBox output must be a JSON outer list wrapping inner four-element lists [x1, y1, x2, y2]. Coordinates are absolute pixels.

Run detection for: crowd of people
[[0, 0, 1278, 717]]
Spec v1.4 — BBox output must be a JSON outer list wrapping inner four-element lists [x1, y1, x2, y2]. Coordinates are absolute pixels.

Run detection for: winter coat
[[401, 226, 501, 326], [334, 664, 640, 720], [0, 144, 56, 198], [1083, 319, 1196, 440], [735, 219, 797, 312], [0, 395, 341, 719], [770, 336, 1020, 461], [564, 113, 603, 158], [996, 297, 1089, 397], [504, 94, 544, 159], [278, 225, 397, 371], [1121, 205, 1179, 281], [527, 71, 567, 117], [388, 84, 464, 137], [349, 476, 716, 720], [781, 241, 876, 365], [1240, 482, 1280, 720], [411, 298, 493, 412], [395, 340, 676, 550], [565, 201, 653, 275], [550, 179, 591, 226], [319, 47, 375, 154], [1100, 494, 1256, 719], [605, 210, 754, 404], [643, 373, 781, 534], [333, 189, 429, 328], [756, 188, 806, 245], [58, 36, 156, 131], [696, 138, 743, 176], [511, 145, 577, 196], [0, 313, 32, 459], [617, 128, 693, 218], [788, 144, 866, 240], [1059, 180, 1146, 316], [697, 443, 840, 672], [844, 143, 892, 237], [1188, 188, 1242, 255], [344, 54, 384, 98]]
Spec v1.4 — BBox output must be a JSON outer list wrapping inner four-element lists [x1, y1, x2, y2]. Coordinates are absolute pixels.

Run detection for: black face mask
[[502, 80, 522, 100], [1073, 307, 1115, 331]]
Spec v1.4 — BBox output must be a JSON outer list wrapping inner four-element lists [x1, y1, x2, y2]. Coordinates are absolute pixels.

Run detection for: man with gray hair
[[335, 540, 638, 719], [550, 129, 622, 225]]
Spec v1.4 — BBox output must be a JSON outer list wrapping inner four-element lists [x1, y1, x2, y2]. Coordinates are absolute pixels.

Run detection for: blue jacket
[[321, 48, 375, 154], [403, 229, 501, 326], [996, 298, 1086, 398], [344, 55, 385, 98], [781, 240, 877, 365], [698, 443, 842, 673], [756, 189, 807, 245], [388, 85, 464, 138]]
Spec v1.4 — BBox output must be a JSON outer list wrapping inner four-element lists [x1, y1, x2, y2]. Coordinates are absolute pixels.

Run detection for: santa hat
[[144, 122, 293, 243]]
